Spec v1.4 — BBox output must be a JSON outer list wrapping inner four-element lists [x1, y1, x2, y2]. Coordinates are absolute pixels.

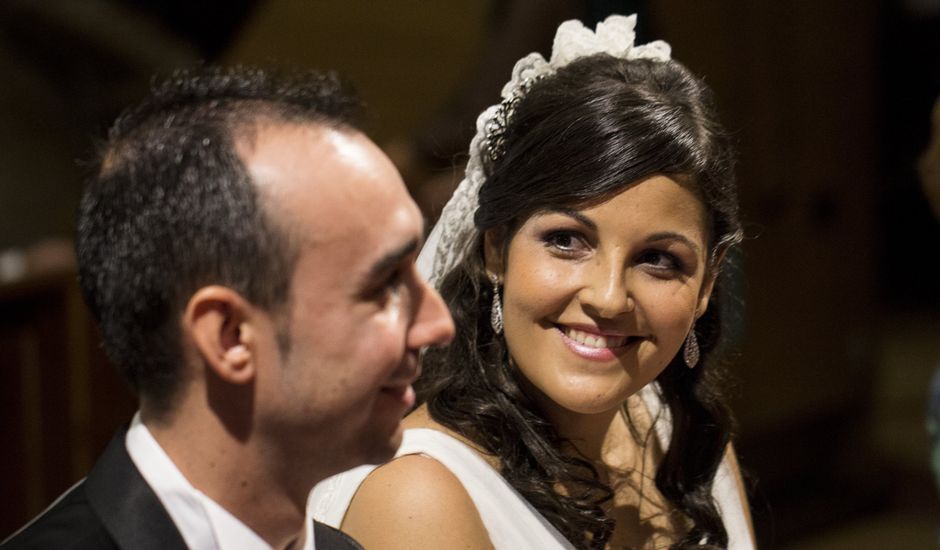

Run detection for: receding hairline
[[231, 111, 356, 160], [234, 118, 374, 259], [100, 93, 359, 175]]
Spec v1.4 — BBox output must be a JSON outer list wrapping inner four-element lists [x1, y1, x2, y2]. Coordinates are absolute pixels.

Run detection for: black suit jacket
[[2, 428, 362, 550]]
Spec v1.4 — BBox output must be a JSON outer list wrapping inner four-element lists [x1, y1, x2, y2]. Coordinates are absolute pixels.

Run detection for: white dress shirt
[[125, 413, 281, 550]]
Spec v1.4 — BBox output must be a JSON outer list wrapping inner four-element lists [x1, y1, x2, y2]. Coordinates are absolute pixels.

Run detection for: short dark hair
[[77, 66, 361, 414], [420, 54, 741, 548]]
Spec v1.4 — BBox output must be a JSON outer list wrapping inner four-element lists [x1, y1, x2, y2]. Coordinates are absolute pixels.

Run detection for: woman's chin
[[539, 390, 636, 418]]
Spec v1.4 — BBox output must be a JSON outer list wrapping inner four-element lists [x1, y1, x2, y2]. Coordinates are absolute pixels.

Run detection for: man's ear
[[483, 229, 506, 279], [183, 286, 257, 385], [696, 249, 729, 319]]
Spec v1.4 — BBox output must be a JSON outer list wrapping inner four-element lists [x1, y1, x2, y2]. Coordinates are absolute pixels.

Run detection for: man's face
[[241, 123, 453, 476]]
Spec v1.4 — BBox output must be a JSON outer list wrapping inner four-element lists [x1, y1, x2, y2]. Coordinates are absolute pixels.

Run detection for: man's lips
[[379, 383, 416, 409], [379, 354, 419, 408]]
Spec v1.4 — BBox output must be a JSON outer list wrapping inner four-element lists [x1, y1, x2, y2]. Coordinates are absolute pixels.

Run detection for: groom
[[2, 67, 454, 549]]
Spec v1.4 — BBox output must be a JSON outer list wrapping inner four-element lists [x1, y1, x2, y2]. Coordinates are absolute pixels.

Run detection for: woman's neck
[[535, 393, 653, 473]]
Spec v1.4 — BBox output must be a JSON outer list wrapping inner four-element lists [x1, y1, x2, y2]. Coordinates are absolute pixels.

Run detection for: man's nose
[[408, 276, 455, 349], [578, 262, 635, 318]]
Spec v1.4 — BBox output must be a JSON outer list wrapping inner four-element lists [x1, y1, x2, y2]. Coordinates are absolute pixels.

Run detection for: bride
[[309, 15, 754, 549]]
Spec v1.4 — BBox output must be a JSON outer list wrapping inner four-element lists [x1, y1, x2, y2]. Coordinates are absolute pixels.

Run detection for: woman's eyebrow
[[646, 231, 702, 255], [551, 207, 597, 231], [546, 210, 702, 254]]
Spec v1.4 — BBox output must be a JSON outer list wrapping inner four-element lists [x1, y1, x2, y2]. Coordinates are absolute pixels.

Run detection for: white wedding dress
[[307, 385, 755, 549]]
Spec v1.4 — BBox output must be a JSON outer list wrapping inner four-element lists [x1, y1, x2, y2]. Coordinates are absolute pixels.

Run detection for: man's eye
[[380, 269, 406, 293], [363, 269, 406, 303]]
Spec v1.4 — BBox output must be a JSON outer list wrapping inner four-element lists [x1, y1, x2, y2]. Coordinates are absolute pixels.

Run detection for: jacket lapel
[[84, 427, 189, 550], [313, 520, 364, 550]]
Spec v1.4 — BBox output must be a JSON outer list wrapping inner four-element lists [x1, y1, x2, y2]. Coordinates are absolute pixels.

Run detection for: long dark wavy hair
[[417, 54, 742, 549]]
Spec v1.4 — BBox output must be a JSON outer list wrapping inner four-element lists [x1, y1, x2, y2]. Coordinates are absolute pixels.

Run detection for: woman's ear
[[483, 229, 505, 279], [183, 286, 256, 385], [696, 249, 729, 319], [696, 276, 717, 320]]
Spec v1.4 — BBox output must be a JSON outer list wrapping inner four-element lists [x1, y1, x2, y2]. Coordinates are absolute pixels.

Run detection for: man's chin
[[365, 425, 404, 465], [341, 423, 404, 469]]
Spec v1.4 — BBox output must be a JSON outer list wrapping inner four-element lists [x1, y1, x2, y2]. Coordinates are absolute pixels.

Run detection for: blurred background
[[2, 1, 939, 547]]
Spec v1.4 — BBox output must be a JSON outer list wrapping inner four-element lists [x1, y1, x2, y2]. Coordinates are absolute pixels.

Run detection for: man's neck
[[142, 405, 307, 549]]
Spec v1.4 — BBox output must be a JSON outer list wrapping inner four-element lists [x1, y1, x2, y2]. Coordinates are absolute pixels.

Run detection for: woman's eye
[[543, 230, 585, 252], [637, 250, 682, 272]]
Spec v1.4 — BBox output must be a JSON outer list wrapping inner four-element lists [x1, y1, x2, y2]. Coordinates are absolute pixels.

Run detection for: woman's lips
[[556, 325, 640, 361]]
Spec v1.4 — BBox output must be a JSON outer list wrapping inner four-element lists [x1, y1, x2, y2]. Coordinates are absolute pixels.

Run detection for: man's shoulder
[[313, 520, 364, 550], [3, 426, 186, 550], [1, 480, 116, 550]]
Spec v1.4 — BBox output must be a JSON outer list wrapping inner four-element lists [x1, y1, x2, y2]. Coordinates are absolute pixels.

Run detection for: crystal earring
[[683, 327, 699, 369], [490, 274, 503, 335]]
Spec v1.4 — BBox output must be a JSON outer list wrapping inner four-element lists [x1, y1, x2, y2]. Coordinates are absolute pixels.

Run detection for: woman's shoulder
[[341, 440, 493, 549], [402, 405, 500, 467]]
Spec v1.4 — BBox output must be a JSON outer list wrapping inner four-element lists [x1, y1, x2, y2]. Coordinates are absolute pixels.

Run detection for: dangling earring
[[489, 273, 503, 335], [683, 327, 700, 369]]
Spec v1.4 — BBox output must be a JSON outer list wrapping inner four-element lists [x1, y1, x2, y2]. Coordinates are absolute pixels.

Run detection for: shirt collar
[[125, 412, 275, 550]]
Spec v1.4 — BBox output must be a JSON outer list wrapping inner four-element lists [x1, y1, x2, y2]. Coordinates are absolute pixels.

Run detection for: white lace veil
[[415, 14, 671, 286]]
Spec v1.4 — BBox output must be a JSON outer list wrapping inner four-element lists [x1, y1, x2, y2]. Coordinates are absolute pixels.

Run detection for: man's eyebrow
[[646, 231, 702, 255], [365, 237, 420, 281], [551, 208, 598, 232]]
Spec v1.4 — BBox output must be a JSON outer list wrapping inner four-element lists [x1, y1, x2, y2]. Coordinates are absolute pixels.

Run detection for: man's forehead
[[241, 120, 421, 250], [243, 124, 387, 205], [238, 122, 339, 180]]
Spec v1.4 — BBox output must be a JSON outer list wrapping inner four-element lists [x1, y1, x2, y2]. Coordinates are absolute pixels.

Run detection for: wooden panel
[[0, 270, 135, 538], [651, 1, 881, 544]]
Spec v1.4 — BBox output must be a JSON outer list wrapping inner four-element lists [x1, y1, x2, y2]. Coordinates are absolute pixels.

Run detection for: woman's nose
[[578, 263, 635, 318]]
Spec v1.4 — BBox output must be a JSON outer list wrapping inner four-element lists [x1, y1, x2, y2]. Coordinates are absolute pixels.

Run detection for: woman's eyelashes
[[542, 229, 590, 256], [536, 219, 697, 280], [636, 249, 688, 277]]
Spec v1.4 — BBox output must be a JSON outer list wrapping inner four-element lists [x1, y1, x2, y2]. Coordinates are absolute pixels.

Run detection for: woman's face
[[487, 175, 716, 420]]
